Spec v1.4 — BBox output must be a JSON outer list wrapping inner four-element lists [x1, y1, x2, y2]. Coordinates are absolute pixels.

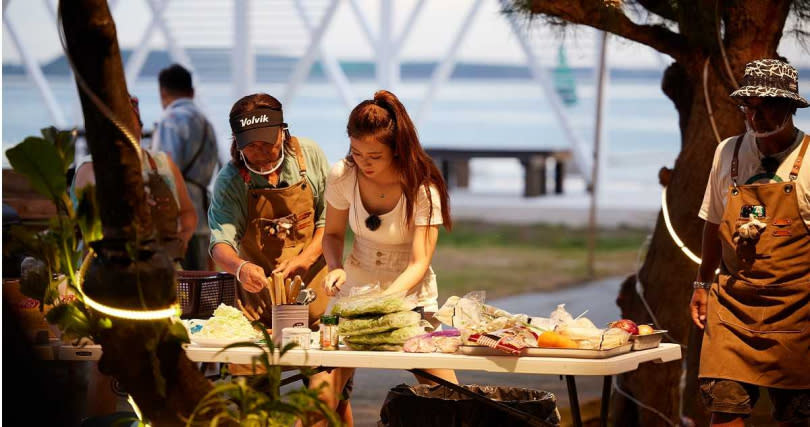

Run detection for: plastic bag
[[338, 311, 421, 336], [343, 325, 427, 345], [549, 304, 574, 326], [403, 330, 462, 353], [435, 292, 528, 336], [331, 285, 418, 318], [345, 343, 404, 351], [467, 327, 539, 355]]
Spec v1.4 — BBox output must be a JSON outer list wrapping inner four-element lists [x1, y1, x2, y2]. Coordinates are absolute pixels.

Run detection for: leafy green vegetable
[[343, 325, 427, 345], [338, 310, 421, 336]]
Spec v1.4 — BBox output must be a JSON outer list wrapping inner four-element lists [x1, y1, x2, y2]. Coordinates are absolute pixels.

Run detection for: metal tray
[[630, 330, 667, 351], [458, 343, 633, 359]]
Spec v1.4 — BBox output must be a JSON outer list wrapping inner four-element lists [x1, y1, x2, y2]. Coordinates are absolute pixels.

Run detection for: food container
[[631, 330, 667, 350], [281, 327, 312, 350], [320, 314, 339, 351], [272, 304, 309, 346]]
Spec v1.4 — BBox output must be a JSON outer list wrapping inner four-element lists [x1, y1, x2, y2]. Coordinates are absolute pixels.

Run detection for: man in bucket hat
[[690, 58, 810, 426]]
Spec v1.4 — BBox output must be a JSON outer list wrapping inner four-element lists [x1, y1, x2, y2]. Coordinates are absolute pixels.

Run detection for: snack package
[[338, 310, 421, 336], [403, 330, 462, 353], [467, 326, 539, 355], [343, 325, 427, 346], [331, 285, 418, 318]]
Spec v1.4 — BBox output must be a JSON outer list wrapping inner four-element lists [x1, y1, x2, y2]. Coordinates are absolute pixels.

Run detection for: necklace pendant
[[380, 193, 385, 199]]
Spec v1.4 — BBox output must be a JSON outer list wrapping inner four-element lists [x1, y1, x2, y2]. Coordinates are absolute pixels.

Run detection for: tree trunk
[[59, 1, 211, 424]]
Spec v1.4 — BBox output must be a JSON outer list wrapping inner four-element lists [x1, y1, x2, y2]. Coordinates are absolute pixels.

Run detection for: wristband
[[235, 260, 252, 283], [693, 281, 712, 290]]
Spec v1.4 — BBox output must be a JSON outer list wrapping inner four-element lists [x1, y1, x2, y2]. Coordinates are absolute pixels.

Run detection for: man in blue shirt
[[155, 64, 219, 270]]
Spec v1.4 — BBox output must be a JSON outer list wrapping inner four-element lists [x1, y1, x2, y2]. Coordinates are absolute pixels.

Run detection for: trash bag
[[379, 384, 560, 427]]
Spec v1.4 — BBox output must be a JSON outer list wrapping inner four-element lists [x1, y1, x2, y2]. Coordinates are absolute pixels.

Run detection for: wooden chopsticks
[[268, 273, 304, 305]]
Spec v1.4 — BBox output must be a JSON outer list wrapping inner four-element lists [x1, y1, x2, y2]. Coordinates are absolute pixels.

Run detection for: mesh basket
[[176, 271, 236, 319]]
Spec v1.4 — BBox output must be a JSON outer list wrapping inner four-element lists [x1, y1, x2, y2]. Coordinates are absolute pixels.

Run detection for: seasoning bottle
[[320, 314, 339, 350]]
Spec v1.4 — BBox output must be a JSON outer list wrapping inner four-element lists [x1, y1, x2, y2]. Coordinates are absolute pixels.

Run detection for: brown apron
[[699, 135, 810, 389], [236, 137, 328, 328], [144, 151, 184, 261]]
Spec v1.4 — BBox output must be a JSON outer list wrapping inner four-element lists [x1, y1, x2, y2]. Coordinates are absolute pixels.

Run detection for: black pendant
[[365, 214, 381, 231]]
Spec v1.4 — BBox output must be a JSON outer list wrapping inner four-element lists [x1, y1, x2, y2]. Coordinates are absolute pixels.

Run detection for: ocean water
[[4, 75, 809, 208]]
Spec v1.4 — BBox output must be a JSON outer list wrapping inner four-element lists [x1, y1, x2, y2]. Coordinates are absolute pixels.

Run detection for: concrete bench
[[424, 148, 572, 197]]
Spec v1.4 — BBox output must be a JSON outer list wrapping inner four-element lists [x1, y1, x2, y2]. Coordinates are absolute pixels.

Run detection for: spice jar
[[320, 314, 339, 350], [281, 327, 312, 350]]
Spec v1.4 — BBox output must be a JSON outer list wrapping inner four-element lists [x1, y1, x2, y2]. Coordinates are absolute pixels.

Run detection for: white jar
[[281, 327, 312, 350]]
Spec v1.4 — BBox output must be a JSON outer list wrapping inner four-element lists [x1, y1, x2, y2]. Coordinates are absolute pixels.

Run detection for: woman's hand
[[272, 255, 314, 280], [323, 268, 346, 297], [689, 289, 708, 329], [239, 262, 269, 293]]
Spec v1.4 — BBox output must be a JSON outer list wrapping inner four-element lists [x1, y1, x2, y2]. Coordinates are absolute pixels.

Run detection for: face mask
[[240, 148, 285, 175], [745, 110, 790, 138]]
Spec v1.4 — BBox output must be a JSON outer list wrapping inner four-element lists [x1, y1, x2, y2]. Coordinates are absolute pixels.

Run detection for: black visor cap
[[230, 108, 284, 149]]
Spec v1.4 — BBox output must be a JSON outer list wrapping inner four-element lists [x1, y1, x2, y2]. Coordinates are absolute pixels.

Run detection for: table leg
[[565, 375, 583, 427], [600, 375, 612, 427]]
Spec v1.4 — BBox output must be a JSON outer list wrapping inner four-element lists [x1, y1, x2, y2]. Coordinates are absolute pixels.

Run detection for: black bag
[[379, 384, 560, 427]]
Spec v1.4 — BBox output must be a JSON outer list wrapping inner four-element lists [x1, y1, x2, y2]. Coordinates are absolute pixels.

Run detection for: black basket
[[176, 271, 236, 319]]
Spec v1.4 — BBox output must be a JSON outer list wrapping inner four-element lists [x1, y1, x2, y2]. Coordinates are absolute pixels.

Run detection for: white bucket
[[271, 304, 308, 346]]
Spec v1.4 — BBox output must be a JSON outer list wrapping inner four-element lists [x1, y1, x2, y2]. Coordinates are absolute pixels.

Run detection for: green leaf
[[5, 137, 67, 202], [76, 185, 103, 243], [97, 317, 113, 330], [45, 303, 92, 338], [40, 126, 77, 173], [20, 257, 50, 303], [167, 320, 189, 343]]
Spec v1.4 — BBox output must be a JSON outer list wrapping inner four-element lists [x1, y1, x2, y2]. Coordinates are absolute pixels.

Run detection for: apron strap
[[789, 134, 810, 181], [289, 136, 308, 178], [730, 135, 744, 188], [143, 150, 158, 172]]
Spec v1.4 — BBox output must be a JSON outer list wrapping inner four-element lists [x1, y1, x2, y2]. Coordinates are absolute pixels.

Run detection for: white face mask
[[745, 110, 790, 138], [240, 149, 285, 176]]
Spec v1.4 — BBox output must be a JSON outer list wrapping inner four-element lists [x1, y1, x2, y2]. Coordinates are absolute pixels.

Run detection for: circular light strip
[[127, 394, 151, 427], [661, 186, 721, 274], [78, 251, 180, 320], [661, 187, 702, 264]]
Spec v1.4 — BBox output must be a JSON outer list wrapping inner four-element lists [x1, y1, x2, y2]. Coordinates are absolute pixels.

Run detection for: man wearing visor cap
[[690, 58, 810, 426], [209, 93, 331, 326]]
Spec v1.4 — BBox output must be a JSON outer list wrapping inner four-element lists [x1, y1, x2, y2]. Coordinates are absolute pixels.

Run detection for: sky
[[3, 0, 810, 69]]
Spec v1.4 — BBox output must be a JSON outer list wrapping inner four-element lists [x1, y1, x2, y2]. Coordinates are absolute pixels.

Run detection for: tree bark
[[515, 1, 797, 425], [59, 1, 211, 424]]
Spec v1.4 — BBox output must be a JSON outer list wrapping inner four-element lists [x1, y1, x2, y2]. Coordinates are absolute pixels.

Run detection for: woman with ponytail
[[323, 90, 457, 384]]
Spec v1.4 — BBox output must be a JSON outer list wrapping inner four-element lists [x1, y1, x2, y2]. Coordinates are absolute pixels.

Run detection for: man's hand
[[239, 262, 269, 293], [690, 289, 709, 329], [272, 255, 314, 280], [323, 268, 346, 297]]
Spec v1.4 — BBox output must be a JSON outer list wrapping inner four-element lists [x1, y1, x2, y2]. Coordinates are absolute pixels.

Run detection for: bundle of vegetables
[[339, 311, 422, 336], [332, 286, 426, 351]]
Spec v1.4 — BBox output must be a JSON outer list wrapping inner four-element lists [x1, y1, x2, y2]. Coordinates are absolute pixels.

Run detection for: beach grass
[[432, 222, 650, 301]]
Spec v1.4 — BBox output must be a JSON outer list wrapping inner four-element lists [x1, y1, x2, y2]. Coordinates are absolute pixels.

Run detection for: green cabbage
[[344, 342, 403, 352]]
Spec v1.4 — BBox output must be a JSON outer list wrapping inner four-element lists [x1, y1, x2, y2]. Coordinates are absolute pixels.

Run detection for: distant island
[[2, 48, 672, 82]]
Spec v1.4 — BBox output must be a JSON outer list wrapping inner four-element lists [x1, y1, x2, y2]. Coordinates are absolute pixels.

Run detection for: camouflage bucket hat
[[730, 59, 809, 108]]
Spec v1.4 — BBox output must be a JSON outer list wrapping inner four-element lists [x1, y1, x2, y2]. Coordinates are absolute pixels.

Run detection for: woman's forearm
[[386, 261, 431, 295], [322, 233, 345, 270]]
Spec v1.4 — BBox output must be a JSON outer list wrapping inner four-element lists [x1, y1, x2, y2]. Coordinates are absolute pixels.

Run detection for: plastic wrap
[[338, 311, 421, 336], [435, 292, 528, 338], [331, 286, 418, 318], [403, 330, 462, 353], [343, 325, 427, 346], [467, 327, 539, 355], [344, 343, 404, 351]]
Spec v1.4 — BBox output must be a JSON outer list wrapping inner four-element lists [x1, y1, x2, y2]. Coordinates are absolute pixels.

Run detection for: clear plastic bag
[[338, 310, 422, 336], [331, 284, 418, 318], [343, 325, 427, 345], [403, 330, 462, 353]]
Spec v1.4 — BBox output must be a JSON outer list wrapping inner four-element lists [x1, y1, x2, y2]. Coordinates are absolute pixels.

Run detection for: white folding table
[[53, 342, 681, 426]]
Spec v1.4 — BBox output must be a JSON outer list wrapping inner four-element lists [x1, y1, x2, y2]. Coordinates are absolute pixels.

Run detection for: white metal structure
[[4, 0, 613, 187]]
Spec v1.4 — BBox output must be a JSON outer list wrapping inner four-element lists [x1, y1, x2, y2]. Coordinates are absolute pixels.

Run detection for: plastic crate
[[176, 271, 236, 319]]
